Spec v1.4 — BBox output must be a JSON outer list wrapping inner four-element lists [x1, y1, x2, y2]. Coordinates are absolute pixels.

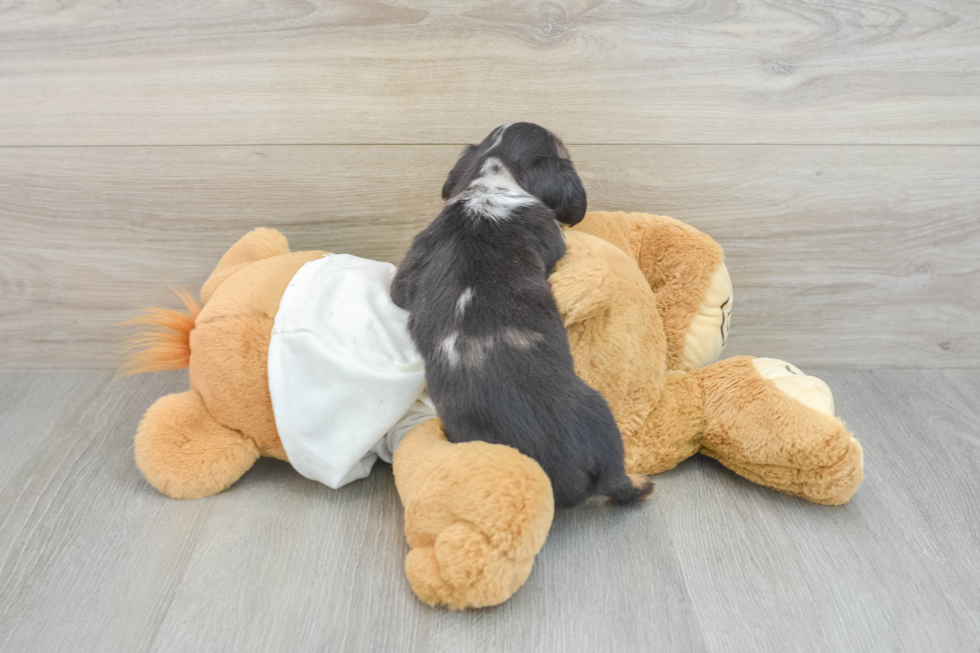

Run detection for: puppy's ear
[[549, 255, 615, 327], [442, 145, 479, 200], [516, 157, 587, 226]]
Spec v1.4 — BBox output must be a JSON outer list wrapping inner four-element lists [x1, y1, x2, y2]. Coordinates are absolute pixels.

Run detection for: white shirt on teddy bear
[[268, 253, 436, 489]]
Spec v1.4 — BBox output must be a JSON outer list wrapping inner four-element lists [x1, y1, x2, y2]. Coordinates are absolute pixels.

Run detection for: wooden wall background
[[0, 0, 977, 368]]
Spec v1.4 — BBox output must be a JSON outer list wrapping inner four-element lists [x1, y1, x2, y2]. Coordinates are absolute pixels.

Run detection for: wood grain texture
[[0, 370, 112, 512], [2, 145, 977, 368], [583, 145, 980, 367], [663, 367, 980, 652], [0, 0, 978, 145], [1, 369, 978, 652]]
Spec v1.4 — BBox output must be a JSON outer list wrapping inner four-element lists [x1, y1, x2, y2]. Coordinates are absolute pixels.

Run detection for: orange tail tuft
[[121, 287, 201, 375]]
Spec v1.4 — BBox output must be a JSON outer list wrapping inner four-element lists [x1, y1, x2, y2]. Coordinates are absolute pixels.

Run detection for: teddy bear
[[125, 210, 863, 610]]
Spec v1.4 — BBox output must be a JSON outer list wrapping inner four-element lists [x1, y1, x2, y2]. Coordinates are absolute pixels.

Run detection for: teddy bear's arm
[[626, 356, 863, 505], [691, 357, 863, 505], [573, 211, 731, 370], [200, 228, 292, 305]]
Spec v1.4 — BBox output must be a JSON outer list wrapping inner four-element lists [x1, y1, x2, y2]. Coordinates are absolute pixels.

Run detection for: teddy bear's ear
[[549, 256, 616, 327]]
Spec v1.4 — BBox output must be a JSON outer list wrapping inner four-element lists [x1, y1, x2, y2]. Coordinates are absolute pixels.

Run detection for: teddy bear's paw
[[134, 390, 260, 499], [405, 522, 536, 610], [696, 356, 864, 505], [749, 358, 864, 504], [680, 263, 732, 371], [752, 358, 834, 416], [396, 430, 554, 609]]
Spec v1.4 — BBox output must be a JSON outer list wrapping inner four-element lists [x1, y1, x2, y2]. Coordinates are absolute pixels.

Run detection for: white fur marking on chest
[[456, 288, 474, 317]]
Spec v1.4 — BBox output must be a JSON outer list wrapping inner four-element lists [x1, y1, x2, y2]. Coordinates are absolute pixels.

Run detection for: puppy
[[391, 122, 653, 508]]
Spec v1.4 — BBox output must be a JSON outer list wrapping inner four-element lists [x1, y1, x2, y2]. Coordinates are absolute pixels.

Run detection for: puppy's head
[[441, 122, 587, 226]]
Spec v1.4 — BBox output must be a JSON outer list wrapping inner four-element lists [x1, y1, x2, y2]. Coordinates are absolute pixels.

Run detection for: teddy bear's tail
[[121, 287, 201, 375]]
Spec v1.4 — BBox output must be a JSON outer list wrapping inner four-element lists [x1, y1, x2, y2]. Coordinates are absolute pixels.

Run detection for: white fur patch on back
[[463, 191, 535, 221], [454, 157, 537, 222], [483, 123, 513, 154], [456, 287, 474, 317], [472, 157, 524, 191], [462, 335, 494, 367], [502, 328, 544, 349], [440, 332, 460, 367], [439, 328, 543, 369]]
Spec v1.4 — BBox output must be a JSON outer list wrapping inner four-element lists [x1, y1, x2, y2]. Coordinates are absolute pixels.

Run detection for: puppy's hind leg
[[599, 470, 654, 505], [549, 466, 595, 509]]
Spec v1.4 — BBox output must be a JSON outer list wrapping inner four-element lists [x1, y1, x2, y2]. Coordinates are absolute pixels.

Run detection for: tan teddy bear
[[126, 211, 863, 610]]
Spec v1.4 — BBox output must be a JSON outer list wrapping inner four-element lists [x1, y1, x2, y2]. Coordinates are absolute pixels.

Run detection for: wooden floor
[[1, 368, 978, 652]]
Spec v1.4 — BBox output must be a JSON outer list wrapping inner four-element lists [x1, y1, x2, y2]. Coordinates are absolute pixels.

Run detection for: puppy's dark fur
[[391, 122, 653, 508]]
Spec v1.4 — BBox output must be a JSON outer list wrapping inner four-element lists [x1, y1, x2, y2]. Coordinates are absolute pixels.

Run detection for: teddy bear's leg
[[392, 419, 554, 610], [201, 228, 292, 304], [134, 389, 260, 499], [691, 356, 863, 505], [625, 371, 705, 476], [574, 211, 731, 371]]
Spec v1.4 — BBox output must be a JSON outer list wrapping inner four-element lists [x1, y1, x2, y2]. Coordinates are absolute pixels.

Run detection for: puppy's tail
[[601, 472, 654, 505], [120, 287, 200, 375]]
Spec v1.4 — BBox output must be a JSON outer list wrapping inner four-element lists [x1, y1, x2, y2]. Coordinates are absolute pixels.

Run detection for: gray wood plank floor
[[1, 369, 977, 652]]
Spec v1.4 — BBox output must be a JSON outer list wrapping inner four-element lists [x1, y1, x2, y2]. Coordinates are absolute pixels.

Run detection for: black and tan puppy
[[391, 123, 652, 507]]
